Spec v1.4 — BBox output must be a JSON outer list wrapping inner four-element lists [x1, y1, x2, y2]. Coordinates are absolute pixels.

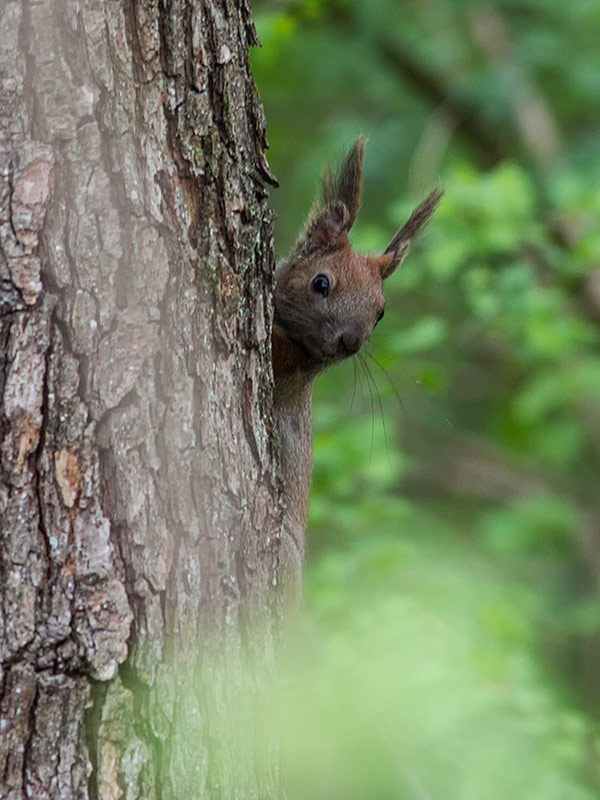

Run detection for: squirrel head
[[273, 138, 442, 373]]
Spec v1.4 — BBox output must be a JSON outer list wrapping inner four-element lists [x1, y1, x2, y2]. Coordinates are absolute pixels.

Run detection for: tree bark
[[0, 1, 282, 798]]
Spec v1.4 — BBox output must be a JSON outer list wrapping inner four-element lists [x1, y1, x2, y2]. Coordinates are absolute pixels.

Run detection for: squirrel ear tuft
[[295, 138, 366, 256], [299, 200, 350, 255], [321, 137, 365, 230], [381, 186, 443, 279]]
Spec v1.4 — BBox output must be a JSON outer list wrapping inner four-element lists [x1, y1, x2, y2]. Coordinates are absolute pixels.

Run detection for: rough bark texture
[[0, 1, 282, 798]]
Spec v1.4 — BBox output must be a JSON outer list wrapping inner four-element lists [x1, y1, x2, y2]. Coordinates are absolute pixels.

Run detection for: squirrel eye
[[311, 274, 330, 297], [376, 308, 385, 323]]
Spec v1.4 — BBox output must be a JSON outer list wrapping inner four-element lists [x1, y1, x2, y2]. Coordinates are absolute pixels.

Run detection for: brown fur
[[383, 186, 444, 277], [321, 136, 365, 226], [272, 139, 442, 597]]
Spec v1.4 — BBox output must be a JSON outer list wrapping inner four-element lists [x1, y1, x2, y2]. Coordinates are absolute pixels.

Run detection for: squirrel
[[272, 137, 442, 596]]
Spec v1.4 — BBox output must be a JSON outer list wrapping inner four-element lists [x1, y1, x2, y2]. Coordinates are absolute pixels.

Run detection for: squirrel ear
[[301, 200, 350, 254], [296, 138, 366, 256], [321, 137, 365, 230], [380, 187, 443, 279]]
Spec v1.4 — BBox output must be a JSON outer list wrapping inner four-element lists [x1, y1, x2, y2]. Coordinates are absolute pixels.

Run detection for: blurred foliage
[[251, 0, 600, 796]]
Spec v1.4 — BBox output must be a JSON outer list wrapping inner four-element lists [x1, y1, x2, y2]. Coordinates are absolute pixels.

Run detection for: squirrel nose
[[338, 330, 362, 356]]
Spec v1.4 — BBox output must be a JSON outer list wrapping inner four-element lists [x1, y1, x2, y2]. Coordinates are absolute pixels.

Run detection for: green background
[[251, 1, 600, 796]]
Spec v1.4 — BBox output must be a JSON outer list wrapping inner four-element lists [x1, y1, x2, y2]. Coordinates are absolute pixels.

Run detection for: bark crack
[[34, 324, 53, 621], [84, 679, 109, 800], [21, 682, 39, 795]]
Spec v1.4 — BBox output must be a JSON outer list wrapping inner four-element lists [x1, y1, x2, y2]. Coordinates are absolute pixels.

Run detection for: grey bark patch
[[94, 315, 157, 416]]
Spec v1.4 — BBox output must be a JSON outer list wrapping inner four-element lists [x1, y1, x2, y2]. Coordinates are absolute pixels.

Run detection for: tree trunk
[[0, 1, 282, 798]]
